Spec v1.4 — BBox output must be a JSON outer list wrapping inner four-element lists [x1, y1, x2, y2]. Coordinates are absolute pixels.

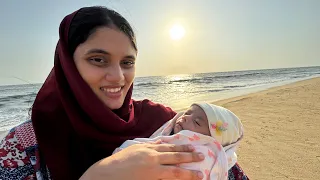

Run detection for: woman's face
[[73, 27, 136, 110]]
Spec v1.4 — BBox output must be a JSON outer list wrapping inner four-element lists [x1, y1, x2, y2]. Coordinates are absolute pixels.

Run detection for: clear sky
[[0, 0, 319, 85]]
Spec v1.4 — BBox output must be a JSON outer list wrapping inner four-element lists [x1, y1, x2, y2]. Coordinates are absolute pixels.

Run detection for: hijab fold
[[31, 9, 175, 180]]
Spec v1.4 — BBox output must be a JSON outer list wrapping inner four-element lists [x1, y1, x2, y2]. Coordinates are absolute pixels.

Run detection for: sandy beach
[[210, 77, 320, 179]]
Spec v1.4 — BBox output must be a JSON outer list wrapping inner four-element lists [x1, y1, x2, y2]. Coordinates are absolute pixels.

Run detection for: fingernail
[[188, 145, 194, 151], [197, 172, 203, 178], [198, 153, 205, 159]]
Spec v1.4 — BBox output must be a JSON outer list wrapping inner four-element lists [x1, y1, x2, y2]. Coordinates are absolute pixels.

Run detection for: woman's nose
[[105, 64, 124, 83]]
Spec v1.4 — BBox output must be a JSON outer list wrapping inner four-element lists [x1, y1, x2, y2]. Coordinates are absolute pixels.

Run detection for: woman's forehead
[[79, 27, 136, 57]]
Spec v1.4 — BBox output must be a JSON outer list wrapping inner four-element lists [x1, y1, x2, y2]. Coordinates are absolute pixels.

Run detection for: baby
[[113, 102, 244, 180]]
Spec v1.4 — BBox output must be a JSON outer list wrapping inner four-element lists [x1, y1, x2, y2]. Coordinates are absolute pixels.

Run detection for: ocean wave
[[223, 85, 247, 88], [291, 76, 306, 79], [0, 93, 37, 102], [134, 82, 164, 87], [214, 72, 264, 79], [168, 78, 202, 83], [193, 89, 228, 94], [168, 72, 264, 84], [207, 89, 229, 92], [24, 99, 35, 103]]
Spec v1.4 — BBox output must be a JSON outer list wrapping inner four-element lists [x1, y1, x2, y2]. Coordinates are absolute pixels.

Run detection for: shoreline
[[174, 75, 320, 112]]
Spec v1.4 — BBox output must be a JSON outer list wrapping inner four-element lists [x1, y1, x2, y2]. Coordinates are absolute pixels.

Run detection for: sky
[[0, 0, 320, 85]]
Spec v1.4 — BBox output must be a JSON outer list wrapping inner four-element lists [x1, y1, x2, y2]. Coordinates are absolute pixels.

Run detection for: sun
[[169, 24, 185, 40]]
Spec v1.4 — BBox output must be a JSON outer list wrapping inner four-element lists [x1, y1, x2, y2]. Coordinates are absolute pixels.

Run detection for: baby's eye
[[193, 119, 200, 126]]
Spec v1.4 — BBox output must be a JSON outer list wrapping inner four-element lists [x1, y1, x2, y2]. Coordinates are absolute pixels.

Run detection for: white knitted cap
[[192, 102, 243, 147]]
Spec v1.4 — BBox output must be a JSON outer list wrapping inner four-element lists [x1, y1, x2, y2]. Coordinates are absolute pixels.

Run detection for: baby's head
[[173, 102, 243, 146], [174, 104, 211, 136]]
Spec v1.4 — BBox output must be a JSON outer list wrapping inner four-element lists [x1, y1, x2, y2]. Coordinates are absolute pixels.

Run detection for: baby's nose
[[179, 116, 186, 122], [182, 115, 192, 122]]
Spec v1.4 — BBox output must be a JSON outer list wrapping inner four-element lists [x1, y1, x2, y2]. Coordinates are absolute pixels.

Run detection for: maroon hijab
[[31, 10, 176, 180]]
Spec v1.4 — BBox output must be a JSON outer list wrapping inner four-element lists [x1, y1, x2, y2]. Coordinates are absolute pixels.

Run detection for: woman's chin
[[102, 98, 124, 110]]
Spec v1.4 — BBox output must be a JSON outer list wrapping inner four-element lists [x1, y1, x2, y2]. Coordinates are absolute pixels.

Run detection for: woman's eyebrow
[[86, 49, 136, 59], [124, 55, 136, 59], [86, 49, 110, 55]]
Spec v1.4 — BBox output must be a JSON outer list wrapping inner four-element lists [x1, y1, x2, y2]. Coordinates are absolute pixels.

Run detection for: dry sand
[[212, 77, 320, 179]]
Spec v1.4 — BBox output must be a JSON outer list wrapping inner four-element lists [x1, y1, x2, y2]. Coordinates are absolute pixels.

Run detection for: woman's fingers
[[151, 144, 195, 152], [158, 165, 203, 180], [158, 152, 205, 165], [149, 139, 162, 144]]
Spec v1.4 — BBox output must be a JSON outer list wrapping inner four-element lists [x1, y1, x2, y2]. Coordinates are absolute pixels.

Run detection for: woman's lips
[[100, 86, 124, 99]]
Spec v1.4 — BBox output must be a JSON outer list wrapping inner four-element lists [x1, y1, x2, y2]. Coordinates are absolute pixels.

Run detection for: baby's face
[[173, 105, 210, 136]]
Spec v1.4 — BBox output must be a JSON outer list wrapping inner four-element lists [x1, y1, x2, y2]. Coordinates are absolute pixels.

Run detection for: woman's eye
[[90, 57, 105, 63], [88, 57, 108, 67], [122, 60, 135, 67]]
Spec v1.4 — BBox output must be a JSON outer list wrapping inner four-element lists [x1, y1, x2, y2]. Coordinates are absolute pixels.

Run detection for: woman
[[0, 6, 248, 180]]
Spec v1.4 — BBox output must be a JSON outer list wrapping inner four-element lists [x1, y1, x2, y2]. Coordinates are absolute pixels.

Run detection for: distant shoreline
[[173, 74, 320, 112]]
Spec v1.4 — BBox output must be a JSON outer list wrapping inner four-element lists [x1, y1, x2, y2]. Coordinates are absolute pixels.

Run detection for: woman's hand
[[80, 143, 205, 180]]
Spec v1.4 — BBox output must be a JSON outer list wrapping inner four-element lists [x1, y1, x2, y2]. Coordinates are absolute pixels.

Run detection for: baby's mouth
[[176, 122, 184, 130]]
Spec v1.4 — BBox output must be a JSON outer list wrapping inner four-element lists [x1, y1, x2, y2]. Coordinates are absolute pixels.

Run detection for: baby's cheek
[[173, 125, 179, 134], [203, 127, 211, 136], [188, 127, 202, 134]]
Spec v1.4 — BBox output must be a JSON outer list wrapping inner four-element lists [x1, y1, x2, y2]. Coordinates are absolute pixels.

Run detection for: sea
[[0, 66, 319, 131]]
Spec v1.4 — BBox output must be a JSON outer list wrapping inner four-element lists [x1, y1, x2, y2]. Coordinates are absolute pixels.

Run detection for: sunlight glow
[[169, 24, 185, 40]]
